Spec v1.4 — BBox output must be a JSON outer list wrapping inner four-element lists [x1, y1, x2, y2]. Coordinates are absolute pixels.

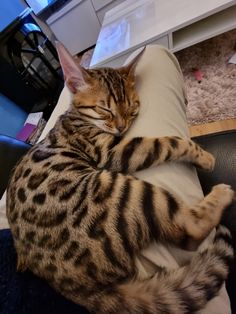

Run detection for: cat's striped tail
[[90, 225, 233, 313]]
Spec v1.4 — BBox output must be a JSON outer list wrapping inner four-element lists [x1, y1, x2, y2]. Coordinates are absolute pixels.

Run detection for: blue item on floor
[[0, 94, 27, 138]]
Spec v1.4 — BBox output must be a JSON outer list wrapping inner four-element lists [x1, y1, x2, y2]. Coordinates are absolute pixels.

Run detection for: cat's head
[[56, 42, 144, 136]]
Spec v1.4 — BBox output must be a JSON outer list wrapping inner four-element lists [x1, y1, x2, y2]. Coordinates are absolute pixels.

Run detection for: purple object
[[16, 123, 36, 142]]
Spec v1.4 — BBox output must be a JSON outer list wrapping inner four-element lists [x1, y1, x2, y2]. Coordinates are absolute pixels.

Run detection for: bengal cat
[[6, 43, 234, 313]]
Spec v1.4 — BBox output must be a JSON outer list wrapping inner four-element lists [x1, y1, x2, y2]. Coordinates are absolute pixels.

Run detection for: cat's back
[[6, 138, 94, 236]]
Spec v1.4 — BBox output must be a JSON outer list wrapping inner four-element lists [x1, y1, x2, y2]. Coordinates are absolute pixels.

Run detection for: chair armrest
[[194, 130, 236, 232], [194, 130, 236, 313], [0, 135, 31, 198]]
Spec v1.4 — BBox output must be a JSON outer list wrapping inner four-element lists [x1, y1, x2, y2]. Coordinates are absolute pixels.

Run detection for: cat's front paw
[[195, 150, 215, 171]]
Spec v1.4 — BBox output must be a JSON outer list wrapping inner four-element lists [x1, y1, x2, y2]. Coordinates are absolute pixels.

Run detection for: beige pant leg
[[124, 45, 231, 314]]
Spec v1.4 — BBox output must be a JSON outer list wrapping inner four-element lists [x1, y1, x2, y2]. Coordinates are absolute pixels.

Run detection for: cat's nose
[[117, 125, 125, 132]]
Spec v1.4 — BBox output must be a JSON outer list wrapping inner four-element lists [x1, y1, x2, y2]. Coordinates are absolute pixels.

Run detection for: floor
[[176, 29, 236, 126]]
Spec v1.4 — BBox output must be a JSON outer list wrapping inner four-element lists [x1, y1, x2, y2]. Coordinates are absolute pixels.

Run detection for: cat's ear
[[118, 47, 145, 78], [55, 41, 89, 93]]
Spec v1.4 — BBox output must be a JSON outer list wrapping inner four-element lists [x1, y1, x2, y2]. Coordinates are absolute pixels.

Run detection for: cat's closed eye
[[96, 106, 114, 119]]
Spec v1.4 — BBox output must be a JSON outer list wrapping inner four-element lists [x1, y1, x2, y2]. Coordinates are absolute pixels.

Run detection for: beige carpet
[[176, 29, 236, 126]]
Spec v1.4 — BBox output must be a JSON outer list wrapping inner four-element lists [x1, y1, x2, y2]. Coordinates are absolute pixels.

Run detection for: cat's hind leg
[[90, 170, 234, 248], [153, 182, 234, 243], [130, 178, 233, 244], [180, 184, 234, 240]]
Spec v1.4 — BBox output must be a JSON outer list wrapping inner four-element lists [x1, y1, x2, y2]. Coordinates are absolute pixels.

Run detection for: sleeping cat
[[6, 42, 234, 313]]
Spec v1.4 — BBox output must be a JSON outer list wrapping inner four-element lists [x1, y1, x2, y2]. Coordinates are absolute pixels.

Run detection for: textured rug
[[176, 29, 236, 126], [80, 30, 236, 126]]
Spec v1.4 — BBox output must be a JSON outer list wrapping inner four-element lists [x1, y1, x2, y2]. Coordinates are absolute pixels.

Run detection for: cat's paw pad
[[196, 151, 215, 171], [212, 184, 235, 208]]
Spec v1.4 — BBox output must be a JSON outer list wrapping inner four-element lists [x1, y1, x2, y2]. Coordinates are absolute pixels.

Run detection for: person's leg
[[126, 45, 203, 206], [124, 45, 231, 314]]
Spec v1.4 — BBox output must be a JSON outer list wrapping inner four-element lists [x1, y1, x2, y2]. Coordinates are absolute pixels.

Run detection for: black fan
[[8, 22, 62, 92]]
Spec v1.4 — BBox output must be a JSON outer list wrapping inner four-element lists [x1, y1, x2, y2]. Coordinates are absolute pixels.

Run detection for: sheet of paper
[[24, 112, 43, 126]]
